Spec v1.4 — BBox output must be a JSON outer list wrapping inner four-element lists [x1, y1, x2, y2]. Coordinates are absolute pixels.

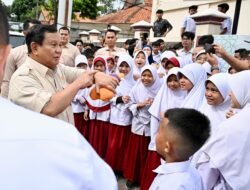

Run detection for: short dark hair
[[152, 41, 160, 47], [218, 3, 229, 12], [23, 19, 41, 32], [26, 24, 58, 54], [164, 108, 210, 160], [181, 31, 195, 40], [235, 48, 248, 59], [189, 5, 198, 11], [198, 35, 214, 46], [59, 26, 70, 33], [0, 4, 9, 45], [84, 48, 95, 59], [74, 39, 83, 46], [156, 9, 163, 14], [157, 39, 164, 44], [105, 29, 117, 36]]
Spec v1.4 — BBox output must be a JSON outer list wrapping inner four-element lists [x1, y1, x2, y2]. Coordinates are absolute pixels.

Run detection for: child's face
[[141, 70, 154, 87], [165, 63, 175, 73], [118, 62, 131, 76], [87, 58, 93, 68], [153, 46, 159, 54], [156, 116, 173, 159], [135, 52, 146, 68], [179, 74, 193, 91], [167, 74, 180, 91], [161, 58, 168, 68], [229, 91, 241, 108], [143, 47, 151, 57], [107, 60, 115, 71], [94, 61, 106, 72], [196, 54, 207, 64], [205, 82, 224, 106], [77, 63, 88, 70]]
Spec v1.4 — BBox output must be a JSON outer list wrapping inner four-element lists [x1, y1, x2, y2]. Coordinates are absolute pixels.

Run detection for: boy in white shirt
[[150, 108, 210, 190]]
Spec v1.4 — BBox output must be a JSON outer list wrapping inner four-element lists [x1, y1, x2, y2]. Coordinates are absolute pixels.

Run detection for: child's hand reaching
[[226, 108, 235, 119]]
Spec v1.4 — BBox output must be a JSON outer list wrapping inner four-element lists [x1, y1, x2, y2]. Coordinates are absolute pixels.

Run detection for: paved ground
[[118, 177, 140, 190]]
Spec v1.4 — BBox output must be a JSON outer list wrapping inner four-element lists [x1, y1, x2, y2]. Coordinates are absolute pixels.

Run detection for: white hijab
[[133, 50, 149, 77], [130, 65, 162, 103], [157, 51, 176, 75], [115, 53, 136, 96], [179, 63, 207, 109], [149, 67, 187, 120], [196, 71, 250, 190], [75, 54, 88, 68], [199, 73, 231, 135]]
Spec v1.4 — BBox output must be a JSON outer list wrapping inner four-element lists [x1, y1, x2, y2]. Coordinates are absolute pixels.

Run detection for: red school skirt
[[140, 150, 161, 190], [73, 113, 89, 140], [105, 123, 131, 172], [123, 133, 150, 184], [88, 119, 110, 158]]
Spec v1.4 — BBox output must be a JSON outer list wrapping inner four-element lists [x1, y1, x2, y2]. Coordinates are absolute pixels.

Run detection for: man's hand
[[213, 44, 227, 57], [94, 72, 119, 93], [75, 70, 97, 89], [206, 53, 218, 67]]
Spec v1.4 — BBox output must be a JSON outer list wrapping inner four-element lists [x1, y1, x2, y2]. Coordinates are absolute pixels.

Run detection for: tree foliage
[[11, 0, 45, 21], [98, 0, 116, 15]]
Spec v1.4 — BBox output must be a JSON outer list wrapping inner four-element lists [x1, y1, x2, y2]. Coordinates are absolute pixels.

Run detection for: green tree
[[98, 0, 116, 15], [11, 0, 45, 21]]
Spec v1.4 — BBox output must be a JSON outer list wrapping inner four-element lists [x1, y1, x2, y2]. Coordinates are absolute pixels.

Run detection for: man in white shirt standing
[[177, 32, 195, 66], [0, 4, 117, 190], [181, 5, 198, 35], [218, 3, 232, 35]]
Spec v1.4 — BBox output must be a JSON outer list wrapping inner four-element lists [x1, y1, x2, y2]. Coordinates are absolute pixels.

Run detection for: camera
[[204, 43, 216, 54]]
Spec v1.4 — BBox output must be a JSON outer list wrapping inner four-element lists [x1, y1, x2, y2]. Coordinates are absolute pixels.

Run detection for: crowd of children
[[71, 34, 250, 190]]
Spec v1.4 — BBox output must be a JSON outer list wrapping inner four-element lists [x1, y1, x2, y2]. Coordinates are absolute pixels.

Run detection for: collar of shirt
[[153, 160, 190, 175], [105, 47, 117, 52], [179, 48, 193, 54], [27, 57, 56, 77]]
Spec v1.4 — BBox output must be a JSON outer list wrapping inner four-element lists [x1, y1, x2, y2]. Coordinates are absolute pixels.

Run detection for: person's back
[[0, 98, 117, 190], [150, 108, 210, 190]]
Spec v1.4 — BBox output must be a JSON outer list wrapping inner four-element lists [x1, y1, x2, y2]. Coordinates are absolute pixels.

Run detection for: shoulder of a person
[[11, 62, 31, 79]]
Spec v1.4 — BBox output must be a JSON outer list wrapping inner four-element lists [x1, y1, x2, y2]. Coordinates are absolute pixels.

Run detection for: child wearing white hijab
[[195, 70, 250, 190], [105, 53, 136, 173], [199, 73, 231, 135], [140, 67, 187, 190], [71, 55, 89, 137], [178, 63, 207, 109], [84, 56, 111, 158], [123, 65, 161, 188], [133, 50, 149, 81]]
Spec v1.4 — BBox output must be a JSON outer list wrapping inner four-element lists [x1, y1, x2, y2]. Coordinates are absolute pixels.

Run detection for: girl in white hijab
[[178, 63, 207, 109], [195, 70, 250, 190], [199, 73, 231, 135], [123, 65, 161, 187], [105, 53, 136, 173], [141, 67, 187, 190], [133, 50, 149, 81]]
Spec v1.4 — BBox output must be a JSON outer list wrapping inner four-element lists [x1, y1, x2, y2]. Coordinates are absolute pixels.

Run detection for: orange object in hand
[[89, 73, 124, 101]]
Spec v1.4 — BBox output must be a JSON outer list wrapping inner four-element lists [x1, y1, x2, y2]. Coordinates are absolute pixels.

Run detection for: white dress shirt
[[150, 160, 204, 190], [0, 97, 117, 190], [182, 16, 196, 34]]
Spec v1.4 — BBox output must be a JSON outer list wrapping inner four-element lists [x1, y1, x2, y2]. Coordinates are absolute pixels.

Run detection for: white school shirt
[[177, 48, 193, 66], [182, 16, 196, 34], [71, 88, 88, 113], [110, 53, 136, 126], [85, 86, 111, 122], [0, 97, 117, 190], [221, 17, 232, 34], [150, 160, 204, 190], [129, 65, 162, 136]]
